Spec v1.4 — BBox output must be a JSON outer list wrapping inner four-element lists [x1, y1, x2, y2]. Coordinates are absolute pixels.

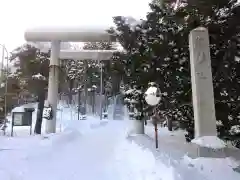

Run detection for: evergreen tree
[[10, 44, 49, 134], [0, 70, 21, 126], [61, 42, 117, 114], [111, 0, 240, 146], [175, 0, 240, 145]]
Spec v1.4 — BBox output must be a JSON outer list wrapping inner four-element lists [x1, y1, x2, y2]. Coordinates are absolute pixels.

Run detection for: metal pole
[[78, 87, 80, 120], [154, 122, 158, 148], [60, 109, 63, 132], [99, 60, 103, 120], [1, 45, 5, 134], [1, 46, 4, 78], [84, 61, 88, 114], [4, 46, 8, 135], [153, 107, 159, 149], [0, 44, 9, 136], [11, 113, 14, 136], [159, 0, 164, 9]]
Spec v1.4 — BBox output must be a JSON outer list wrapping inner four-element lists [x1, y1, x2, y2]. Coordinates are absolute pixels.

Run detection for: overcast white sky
[[0, 0, 151, 60]]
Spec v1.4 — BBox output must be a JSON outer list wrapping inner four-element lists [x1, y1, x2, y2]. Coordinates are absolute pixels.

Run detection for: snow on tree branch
[[32, 73, 46, 81]]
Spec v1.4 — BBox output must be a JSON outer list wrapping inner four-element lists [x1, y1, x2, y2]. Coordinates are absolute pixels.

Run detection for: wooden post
[[152, 111, 159, 149], [154, 122, 158, 149]]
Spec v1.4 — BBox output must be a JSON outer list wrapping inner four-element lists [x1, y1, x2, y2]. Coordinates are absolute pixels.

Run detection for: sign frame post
[[11, 108, 34, 136], [11, 112, 31, 136]]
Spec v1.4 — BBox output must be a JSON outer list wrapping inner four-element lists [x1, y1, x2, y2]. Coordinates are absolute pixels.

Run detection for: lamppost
[[0, 44, 9, 135], [98, 60, 103, 120], [89, 85, 97, 115], [144, 84, 161, 148]]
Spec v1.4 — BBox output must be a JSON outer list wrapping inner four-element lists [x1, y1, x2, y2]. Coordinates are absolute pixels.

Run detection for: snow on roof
[[12, 106, 25, 112], [24, 26, 115, 42], [12, 103, 37, 113]]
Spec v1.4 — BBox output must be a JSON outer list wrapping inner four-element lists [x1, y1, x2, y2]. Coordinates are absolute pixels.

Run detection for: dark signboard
[[11, 108, 34, 136], [12, 112, 32, 126]]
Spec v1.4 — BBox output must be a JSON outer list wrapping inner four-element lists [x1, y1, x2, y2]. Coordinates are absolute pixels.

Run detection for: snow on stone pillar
[[189, 27, 217, 138], [45, 41, 60, 134]]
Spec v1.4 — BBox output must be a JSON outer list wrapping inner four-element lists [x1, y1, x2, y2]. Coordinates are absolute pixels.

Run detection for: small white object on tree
[[92, 85, 97, 89], [0, 83, 5, 88], [32, 73, 46, 81]]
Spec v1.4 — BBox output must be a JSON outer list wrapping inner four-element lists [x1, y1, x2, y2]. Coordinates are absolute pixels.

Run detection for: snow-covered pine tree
[[10, 44, 49, 134], [112, 0, 240, 147], [175, 0, 240, 146]]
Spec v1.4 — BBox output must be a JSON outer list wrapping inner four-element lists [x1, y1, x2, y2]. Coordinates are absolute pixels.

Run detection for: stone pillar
[[189, 27, 217, 138], [132, 119, 145, 134], [45, 41, 60, 134]]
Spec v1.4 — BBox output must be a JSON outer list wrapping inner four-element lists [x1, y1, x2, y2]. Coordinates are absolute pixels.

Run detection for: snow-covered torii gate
[[24, 26, 117, 134]]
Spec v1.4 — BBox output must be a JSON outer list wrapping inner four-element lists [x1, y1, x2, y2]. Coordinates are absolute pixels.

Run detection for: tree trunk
[[77, 88, 81, 120], [34, 91, 45, 134], [83, 61, 88, 111], [68, 79, 74, 104], [92, 91, 95, 114], [154, 123, 158, 148], [167, 116, 173, 131], [112, 71, 120, 96]]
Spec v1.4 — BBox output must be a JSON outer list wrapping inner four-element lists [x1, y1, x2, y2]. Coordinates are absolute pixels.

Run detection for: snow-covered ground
[[0, 115, 172, 180], [0, 103, 171, 180], [0, 103, 240, 180], [144, 123, 240, 180], [183, 155, 240, 180]]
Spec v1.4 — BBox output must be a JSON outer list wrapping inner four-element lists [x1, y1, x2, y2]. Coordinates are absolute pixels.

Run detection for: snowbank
[[0, 117, 109, 158], [191, 136, 226, 149], [1, 117, 176, 180], [6, 101, 78, 136], [183, 155, 240, 180], [108, 138, 175, 180], [145, 124, 186, 142]]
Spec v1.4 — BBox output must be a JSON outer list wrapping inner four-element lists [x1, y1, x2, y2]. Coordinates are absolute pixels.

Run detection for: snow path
[[0, 120, 164, 180], [19, 121, 126, 180]]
